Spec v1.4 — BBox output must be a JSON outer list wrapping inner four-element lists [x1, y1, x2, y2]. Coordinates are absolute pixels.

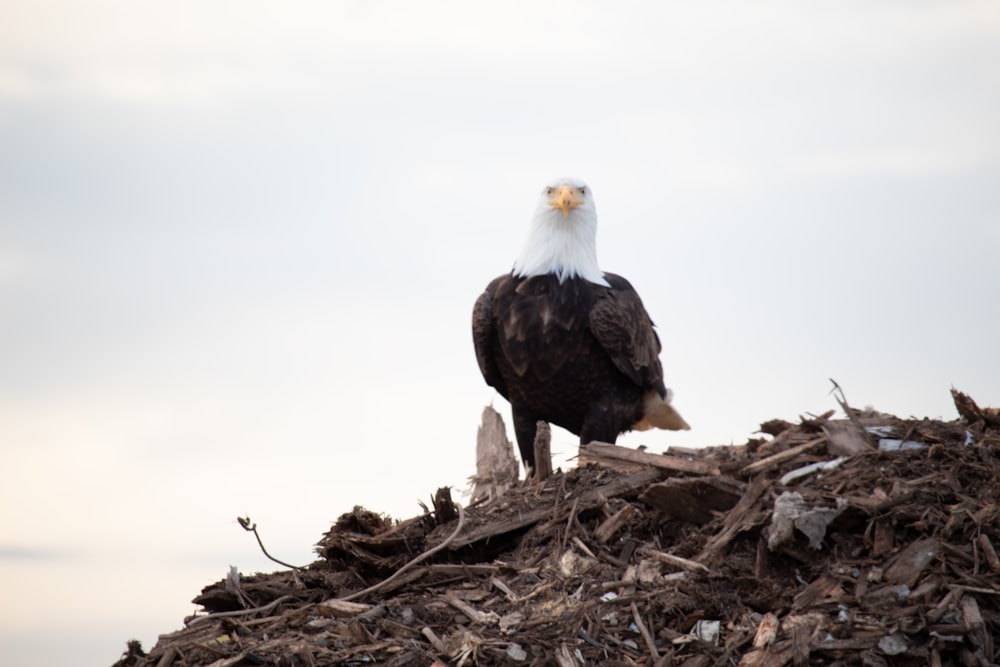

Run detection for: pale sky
[[2, 1, 999, 665]]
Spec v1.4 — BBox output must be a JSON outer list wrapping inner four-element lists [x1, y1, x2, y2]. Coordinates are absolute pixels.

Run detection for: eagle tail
[[633, 389, 691, 431]]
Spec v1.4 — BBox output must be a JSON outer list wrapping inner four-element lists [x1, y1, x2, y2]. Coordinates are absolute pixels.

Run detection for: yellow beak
[[548, 185, 580, 217]]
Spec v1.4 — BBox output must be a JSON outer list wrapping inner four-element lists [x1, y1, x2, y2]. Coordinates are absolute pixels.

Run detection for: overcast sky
[[2, 1, 999, 665]]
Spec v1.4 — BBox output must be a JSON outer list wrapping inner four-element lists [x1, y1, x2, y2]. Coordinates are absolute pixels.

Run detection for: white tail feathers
[[632, 390, 691, 432]]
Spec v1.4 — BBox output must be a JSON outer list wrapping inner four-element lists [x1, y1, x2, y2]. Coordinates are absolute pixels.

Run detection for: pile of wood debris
[[114, 389, 1000, 667]]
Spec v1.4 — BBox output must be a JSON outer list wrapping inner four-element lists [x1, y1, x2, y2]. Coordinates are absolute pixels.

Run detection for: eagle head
[[513, 178, 608, 286]]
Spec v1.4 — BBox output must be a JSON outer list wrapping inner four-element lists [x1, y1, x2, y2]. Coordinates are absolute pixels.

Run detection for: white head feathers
[[511, 177, 610, 287]]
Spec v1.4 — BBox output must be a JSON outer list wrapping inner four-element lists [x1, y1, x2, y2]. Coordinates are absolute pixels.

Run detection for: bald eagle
[[472, 178, 689, 471]]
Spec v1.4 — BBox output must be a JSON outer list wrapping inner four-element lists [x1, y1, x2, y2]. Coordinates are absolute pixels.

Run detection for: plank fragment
[[579, 441, 721, 475]]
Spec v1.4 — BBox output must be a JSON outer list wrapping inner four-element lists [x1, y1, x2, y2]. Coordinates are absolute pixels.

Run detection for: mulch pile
[[113, 389, 1000, 667]]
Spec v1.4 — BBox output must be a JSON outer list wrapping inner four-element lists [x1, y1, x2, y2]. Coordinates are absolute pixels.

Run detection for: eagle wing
[[472, 276, 509, 397], [589, 272, 665, 391]]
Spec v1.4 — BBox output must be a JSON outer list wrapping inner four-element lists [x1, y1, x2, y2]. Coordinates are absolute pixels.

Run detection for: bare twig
[[572, 536, 598, 560], [631, 601, 660, 660], [560, 497, 579, 554], [739, 436, 827, 475], [645, 549, 710, 573], [340, 503, 466, 602], [444, 593, 500, 625], [422, 626, 447, 653], [237, 516, 307, 571]]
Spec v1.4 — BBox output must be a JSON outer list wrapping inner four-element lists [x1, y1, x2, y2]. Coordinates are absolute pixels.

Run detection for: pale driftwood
[[470, 406, 520, 502], [739, 436, 827, 475], [533, 420, 553, 480], [579, 441, 721, 476]]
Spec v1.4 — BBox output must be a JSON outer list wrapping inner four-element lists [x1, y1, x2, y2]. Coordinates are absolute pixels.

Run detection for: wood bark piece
[[594, 504, 638, 543], [884, 537, 940, 587], [960, 594, 992, 659], [977, 534, 1000, 572], [533, 421, 553, 481], [751, 612, 779, 649], [639, 476, 745, 525], [579, 441, 721, 475], [872, 519, 895, 556], [952, 387, 1000, 429], [792, 573, 847, 611], [697, 474, 771, 567]]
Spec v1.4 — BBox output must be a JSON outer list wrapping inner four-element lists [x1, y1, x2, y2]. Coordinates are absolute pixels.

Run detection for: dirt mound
[[113, 389, 1000, 666]]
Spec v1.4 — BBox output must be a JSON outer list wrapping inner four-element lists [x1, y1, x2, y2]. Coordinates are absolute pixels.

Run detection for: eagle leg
[[579, 411, 624, 448], [511, 407, 541, 472]]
